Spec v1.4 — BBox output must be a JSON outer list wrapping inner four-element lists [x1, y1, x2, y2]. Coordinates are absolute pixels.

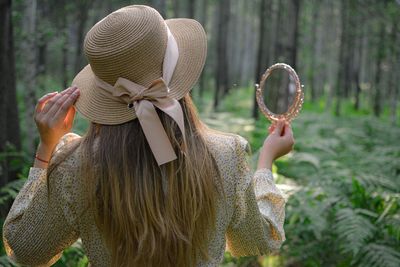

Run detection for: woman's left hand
[[34, 86, 80, 155]]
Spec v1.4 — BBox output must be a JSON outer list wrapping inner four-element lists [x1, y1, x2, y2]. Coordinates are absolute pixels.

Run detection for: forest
[[0, 0, 399, 266]]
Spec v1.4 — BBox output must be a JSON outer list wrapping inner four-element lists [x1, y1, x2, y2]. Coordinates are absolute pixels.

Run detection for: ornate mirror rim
[[256, 63, 304, 122]]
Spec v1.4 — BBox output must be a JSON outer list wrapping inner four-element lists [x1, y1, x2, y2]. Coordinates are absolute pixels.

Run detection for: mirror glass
[[262, 68, 296, 115]]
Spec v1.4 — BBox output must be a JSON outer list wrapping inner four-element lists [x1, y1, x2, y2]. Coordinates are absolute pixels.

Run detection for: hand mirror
[[256, 63, 304, 122]]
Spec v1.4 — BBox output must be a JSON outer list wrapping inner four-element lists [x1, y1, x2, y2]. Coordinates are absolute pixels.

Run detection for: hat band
[[94, 25, 185, 166]]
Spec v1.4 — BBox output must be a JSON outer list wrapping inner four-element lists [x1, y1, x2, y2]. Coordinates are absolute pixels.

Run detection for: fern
[[334, 208, 377, 256], [355, 173, 397, 192], [357, 243, 400, 267], [292, 152, 320, 169], [0, 255, 17, 267], [0, 179, 26, 206]]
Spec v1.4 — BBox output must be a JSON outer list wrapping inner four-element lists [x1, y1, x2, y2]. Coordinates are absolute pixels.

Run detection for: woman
[[3, 5, 293, 267]]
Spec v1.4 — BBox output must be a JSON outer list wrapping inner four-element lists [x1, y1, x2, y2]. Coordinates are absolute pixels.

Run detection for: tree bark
[[389, 20, 398, 125], [152, 0, 166, 18], [353, 11, 364, 111], [253, 0, 270, 119], [187, 0, 195, 18], [172, 0, 180, 17], [309, 0, 320, 102], [272, 0, 283, 62], [37, 0, 49, 76], [62, 13, 69, 89], [288, 0, 300, 69], [74, 0, 93, 74], [335, 0, 348, 116], [373, 18, 385, 117], [0, 0, 22, 198], [22, 0, 38, 156], [214, 0, 230, 109], [199, 0, 208, 98]]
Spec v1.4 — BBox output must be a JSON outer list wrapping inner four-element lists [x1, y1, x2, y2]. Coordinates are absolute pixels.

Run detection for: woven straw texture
[[72, 5, 207, 125]]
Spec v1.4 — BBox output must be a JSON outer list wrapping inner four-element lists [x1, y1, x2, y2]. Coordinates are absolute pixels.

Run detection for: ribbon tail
[[153, 98, 186, 145], [134, 100, 177, 165]]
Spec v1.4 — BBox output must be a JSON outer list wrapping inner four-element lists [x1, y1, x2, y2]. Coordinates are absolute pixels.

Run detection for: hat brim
[[72, 18, 207, 125]]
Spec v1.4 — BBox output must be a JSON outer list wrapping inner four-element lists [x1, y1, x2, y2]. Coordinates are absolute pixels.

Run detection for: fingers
[[40, 87, 72, 114], [283, 122, 293, 136], [283, 122, 295, 149], [44, 87, 77, 116], [35, 92, 58, 113], [54, 89, 80, 122], [268, 124, 276, 134], [272, 120, 285, 136], [60, 85, 77, 96], [64, 106, 76, 126], [40, 86, 77, 114]]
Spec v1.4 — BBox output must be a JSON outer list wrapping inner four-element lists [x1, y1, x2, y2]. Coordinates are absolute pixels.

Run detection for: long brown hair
[[77, 95, 222, 266]]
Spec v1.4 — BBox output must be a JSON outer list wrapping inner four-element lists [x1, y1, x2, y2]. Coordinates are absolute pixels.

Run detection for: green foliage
[[0, 255, 18, 267], [357, 243, 400, 267], [1, 86, 399, 266], [276, 112, 400, 266], [212, 87, 400, 266], [0, 179, 25, 207], [334, 208, 377, 256], [54, 241, 89, 267], [0, 143, 30, 208]]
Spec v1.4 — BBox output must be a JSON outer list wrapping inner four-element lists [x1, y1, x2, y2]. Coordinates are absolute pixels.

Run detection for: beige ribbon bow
[[94, 26, 184, 165]]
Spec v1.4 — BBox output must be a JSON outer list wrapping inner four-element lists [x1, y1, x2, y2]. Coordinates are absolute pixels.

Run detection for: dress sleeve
[[226, 136, 286, 257], [2, 133, 81, 266]]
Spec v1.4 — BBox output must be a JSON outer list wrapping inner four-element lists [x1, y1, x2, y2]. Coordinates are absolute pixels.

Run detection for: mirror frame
[[256, 63, 304, 122]]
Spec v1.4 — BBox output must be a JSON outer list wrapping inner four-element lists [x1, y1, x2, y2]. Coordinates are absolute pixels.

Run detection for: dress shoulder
[[51, 133, 82, 168], [203, 130, 250, 156]]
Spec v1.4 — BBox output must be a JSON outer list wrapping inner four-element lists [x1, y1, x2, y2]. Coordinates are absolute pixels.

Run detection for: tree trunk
[[22, 0, 38, 156], [199, 0, 208, 99], [37, 1, 49, 76], [335, 0, 348, 116], [288, 0, 300, 69], [62, 13, 69, 89], [0, 0, 22, 211], [214, 0, 230, 109], [252, 0, 269, 119], [235, 1, 253, 86], [187, 0, 195, 18], [353, 12, 364, 111], [373, 19, 385, 117], [74, 0, 93, 74], [272, 0, 283, 62], [172, 0, 180, 17], [389, 20, 398, 125], [309, 0, 320, 102], [152, 0, 166, 18]]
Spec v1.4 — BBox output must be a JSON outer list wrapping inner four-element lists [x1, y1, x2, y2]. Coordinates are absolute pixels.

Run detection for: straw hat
[[72, 5, 207, 125]]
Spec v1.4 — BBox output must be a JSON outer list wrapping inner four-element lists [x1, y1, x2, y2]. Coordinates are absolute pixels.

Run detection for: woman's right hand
[[33, 86, 80, 167], [257, 120, 295, 170]]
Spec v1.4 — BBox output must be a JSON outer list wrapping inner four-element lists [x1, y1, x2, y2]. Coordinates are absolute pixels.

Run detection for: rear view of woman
[[3, 5, 293, 267]]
